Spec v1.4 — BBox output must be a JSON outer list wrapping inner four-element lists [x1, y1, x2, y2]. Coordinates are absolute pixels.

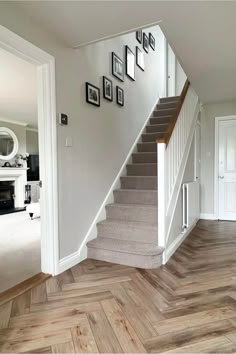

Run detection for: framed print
[[125, 45, 135, 81], [143, 33, 149, 53], [136, 46, 144, 71], [136, 30, 142, 44], [116, 86, 124, 106], [149, 33, 155, 51], [112, 52, 124, 82], [103, 76, 113, 101], [85, 82, 100, 107]]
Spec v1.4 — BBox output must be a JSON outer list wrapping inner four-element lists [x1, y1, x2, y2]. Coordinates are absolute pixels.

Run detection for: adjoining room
[[0, 47, 41, 293]]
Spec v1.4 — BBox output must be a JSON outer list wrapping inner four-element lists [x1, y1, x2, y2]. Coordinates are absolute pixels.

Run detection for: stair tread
[[114, 188, 157, 193], [106, 203, 157, 210], [133, 152, 157, 154], [87, 237, 163, 256], [98, 219, 158, 230], [147, 123, 169, 127], [127, 163, 157, 166], [121, 175, 157, 178]]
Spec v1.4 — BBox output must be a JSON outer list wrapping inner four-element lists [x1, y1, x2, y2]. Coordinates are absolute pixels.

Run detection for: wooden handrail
[[157, 79, 190, 146]]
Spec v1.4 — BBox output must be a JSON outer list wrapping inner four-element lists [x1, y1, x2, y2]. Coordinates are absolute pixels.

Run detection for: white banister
[[157, 86, 199, 261]]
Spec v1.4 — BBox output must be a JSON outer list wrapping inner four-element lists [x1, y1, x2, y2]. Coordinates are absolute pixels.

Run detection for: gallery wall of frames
[[85, 29, 155, 108]]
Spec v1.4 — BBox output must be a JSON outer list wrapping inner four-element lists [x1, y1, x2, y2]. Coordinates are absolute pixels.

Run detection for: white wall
[[200, 101, 236, 215], [176, 61, 187, 96], [26, 130, 39, 155], [0, 3, 166, 261], [0, 120, 26, 166]]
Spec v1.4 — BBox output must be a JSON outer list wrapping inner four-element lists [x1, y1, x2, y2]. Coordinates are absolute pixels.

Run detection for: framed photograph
[[112, 52, 124, 82], [125, 46, 135, 81], [143, 33, 149, 53], [149, 33, 155, 51], [103, 76, 113, 101], [116, 86, 124, 106], [85, 82, 100, 107], [136, 46, 144, 71], [136, 30, 142, 44]]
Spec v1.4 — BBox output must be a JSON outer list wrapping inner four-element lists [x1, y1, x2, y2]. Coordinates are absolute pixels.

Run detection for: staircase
[[87, 96, 180, 268]]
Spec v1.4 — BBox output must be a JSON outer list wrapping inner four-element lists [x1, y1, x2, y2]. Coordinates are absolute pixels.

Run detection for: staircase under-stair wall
[[87, 96, 180, 268]]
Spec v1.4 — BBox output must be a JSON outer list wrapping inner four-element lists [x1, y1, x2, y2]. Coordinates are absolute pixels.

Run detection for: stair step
[[153, 108, 175, 117], [114, 189, 157, 205], [126, 163, 157, 176], [97, 220, 157, 242], [132, 152, 157, 163], [160, 96, 179, 103], [156, 102, 178, 109], [106, 203, 157, 224], [87, 238, 163, 268], [142, 132, 164, 142], [146, 123, 169, 133], [137, 142, 156, 152], [149, 116, 172, 125], [120, 176, 157, 190]]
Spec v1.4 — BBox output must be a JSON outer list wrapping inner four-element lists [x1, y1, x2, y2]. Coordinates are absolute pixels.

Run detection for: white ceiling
[[0, 48, 38, 129], [16, 1, 236, 103]]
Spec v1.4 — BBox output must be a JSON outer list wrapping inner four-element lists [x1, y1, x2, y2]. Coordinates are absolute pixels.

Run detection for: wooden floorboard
[[1, 220, 236, 352], [0, 272, 50, 307]]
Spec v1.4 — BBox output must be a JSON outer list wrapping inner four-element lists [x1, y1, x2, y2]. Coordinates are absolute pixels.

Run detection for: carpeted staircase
[[87, 96, 180, 268]]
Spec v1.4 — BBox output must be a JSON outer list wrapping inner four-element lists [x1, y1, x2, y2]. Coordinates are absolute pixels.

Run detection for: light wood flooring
[[1, 220, 236, 353]]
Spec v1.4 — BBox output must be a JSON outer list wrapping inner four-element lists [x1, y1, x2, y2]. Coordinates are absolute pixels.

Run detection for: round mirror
[[0, 127, 19, 161]]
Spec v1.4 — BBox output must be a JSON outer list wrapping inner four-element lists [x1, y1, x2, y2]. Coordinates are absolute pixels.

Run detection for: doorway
[[0, 25, 59, 291], [166, 42, 176, 97], [215, 116, 236, 220]]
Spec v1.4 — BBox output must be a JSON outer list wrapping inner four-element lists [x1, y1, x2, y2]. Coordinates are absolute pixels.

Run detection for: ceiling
[[15, 1, 236, 103], [0, 48, 38, 129]]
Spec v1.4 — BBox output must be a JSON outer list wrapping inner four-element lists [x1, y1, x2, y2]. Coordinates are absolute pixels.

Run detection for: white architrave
[[0, 25, 59, 275]]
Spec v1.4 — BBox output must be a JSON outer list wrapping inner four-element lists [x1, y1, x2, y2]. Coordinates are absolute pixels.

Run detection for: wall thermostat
[[59, 113, 68, 125]]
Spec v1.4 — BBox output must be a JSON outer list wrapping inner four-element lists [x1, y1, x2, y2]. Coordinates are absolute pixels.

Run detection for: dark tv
[[27, 155, 40, 181]]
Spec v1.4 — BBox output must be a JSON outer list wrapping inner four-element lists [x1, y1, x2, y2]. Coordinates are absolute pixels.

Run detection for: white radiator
[[183, 181, 200, 228]]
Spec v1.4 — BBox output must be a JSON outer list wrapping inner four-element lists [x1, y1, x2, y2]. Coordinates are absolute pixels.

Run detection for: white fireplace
[[0, 168, 27, 208]]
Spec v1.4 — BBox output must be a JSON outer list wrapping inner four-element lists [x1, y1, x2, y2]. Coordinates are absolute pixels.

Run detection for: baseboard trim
[[200, 213, 217, 220], [164, 220, 198, 264], [0, 272, 50, 306], [58, 250, 81, 274]]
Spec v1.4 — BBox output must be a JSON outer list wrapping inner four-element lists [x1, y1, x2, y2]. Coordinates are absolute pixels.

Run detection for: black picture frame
[[85, 82, 100, 107], [116, 86, 124, 106], [103, 76, 113, 101], [136, 46, 144, 71], [143, 33, 149, 53], [112, 52, 124, 82], [149, 33, 155, 51], [125, 45, 135, 81], [136, 30, 142, 44]]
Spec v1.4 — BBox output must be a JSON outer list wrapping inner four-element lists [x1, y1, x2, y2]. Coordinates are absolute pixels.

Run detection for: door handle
[[219, 176, 224, 179]]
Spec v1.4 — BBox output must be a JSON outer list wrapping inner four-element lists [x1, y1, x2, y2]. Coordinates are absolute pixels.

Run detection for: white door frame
[[214, 115, 236, 219], [0, 25, 59, 275], [165, 41, 176, 97]]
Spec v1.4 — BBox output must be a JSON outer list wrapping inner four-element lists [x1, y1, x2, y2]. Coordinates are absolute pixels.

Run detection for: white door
[[218, 119, 236, 220], [195, 123, 201, 181], [167, 44, 176, 97]]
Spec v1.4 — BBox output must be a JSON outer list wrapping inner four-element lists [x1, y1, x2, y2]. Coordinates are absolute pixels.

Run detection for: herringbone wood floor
[[1, 220, 236, 353]]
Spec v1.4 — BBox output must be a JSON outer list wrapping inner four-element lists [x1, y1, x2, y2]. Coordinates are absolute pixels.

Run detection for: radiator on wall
[[183, 181, 200, 228]]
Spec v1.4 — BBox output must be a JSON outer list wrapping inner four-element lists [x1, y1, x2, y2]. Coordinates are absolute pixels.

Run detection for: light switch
[[65, 136, 73, 147]]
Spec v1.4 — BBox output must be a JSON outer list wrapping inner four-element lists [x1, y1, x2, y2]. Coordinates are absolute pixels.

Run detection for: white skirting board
[[57, 96, 161, 273], [200, 213, 217, 220], [164, 220, 198, 264]]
